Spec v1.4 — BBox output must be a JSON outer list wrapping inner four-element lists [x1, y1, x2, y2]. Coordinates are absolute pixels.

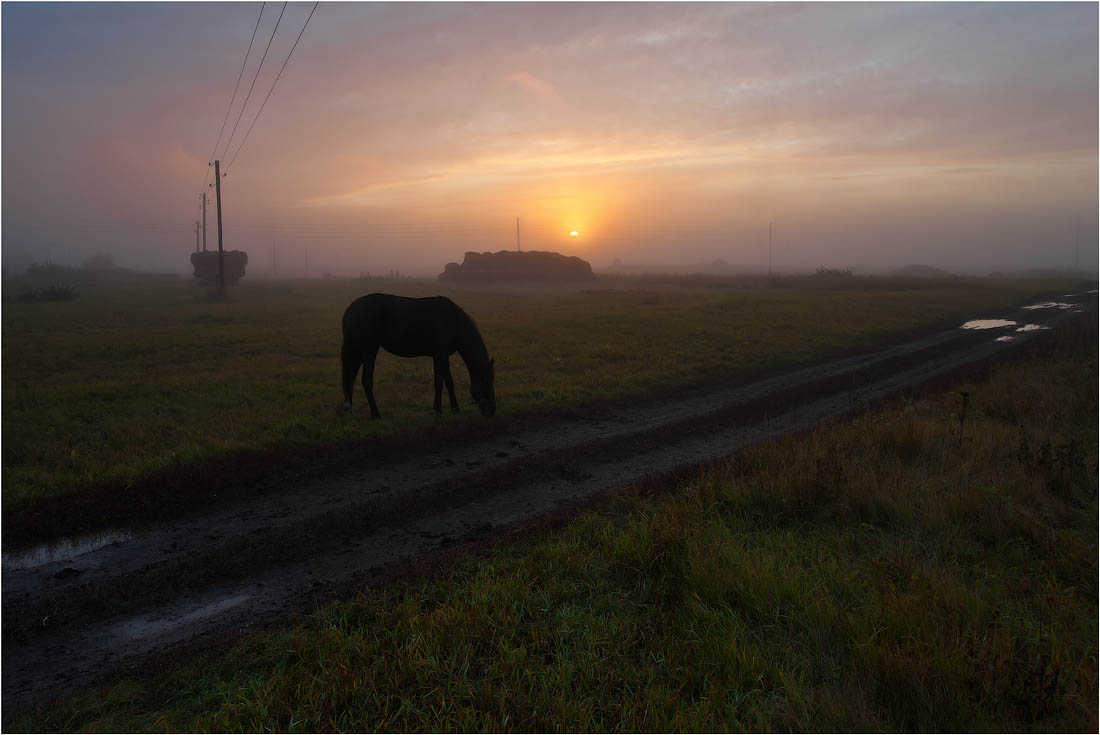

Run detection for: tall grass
[[14, 314, 1095, 732], [1, 275, 1078, 511]]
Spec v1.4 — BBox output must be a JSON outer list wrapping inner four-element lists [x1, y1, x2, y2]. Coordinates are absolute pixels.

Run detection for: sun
[[570, 231, 579, 237]]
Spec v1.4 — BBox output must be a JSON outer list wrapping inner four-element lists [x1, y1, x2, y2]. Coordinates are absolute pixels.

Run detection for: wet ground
[[3, 291, 1095, 713]]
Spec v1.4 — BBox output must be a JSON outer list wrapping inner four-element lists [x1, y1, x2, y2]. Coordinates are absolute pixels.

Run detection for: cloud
[[301, 173, 455, 207], [2, 2, 1096, 273], [506, 71, 560, 99]]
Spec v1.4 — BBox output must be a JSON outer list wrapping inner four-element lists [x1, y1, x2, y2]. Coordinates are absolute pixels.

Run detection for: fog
[[3, 2, 1097, 277]]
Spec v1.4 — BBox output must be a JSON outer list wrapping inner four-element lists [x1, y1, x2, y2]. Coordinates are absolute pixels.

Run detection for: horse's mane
[[446, 298, 490, 369]]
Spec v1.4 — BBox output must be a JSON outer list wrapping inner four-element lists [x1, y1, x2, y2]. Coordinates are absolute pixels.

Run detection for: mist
[[3, 2, 1097, 277]]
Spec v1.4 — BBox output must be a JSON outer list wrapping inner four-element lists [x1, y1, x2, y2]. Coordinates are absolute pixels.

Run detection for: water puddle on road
[[963, 320, 1050, 344], [961, 319, 1016, 330], [2, 531, 134, 572], [110, 594, 252, 643], [1022, 301, 1076, 311]]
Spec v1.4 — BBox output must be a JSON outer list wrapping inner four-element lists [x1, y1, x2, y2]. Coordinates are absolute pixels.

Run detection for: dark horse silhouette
[[341, 293, 495, 418]]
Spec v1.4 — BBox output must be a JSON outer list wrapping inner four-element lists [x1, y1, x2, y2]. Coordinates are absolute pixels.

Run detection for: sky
[[2, 1, 1097, 276]]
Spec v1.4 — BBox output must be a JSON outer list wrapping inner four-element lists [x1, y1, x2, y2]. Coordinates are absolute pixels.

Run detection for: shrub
[[14, 282, 76, 302], [816, 266, 853, 278]]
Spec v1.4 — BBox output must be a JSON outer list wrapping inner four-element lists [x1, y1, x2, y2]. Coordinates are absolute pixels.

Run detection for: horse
[[341, 293, 496, 418]]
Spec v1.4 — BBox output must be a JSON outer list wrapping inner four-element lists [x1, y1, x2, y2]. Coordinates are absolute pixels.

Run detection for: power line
[[201, 3, 266, 192], [226, 1, 319, 171], [219, 2, 288, 162]]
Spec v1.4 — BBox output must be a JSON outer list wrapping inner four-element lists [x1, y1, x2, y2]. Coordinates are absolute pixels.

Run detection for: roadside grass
[[13, 312, 1096, 732], [1, 275, 1079, 519]]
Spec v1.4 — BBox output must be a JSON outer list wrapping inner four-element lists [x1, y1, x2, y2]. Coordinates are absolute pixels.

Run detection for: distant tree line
[[816, 266, 854, 278], [3, 251, 178, 301]]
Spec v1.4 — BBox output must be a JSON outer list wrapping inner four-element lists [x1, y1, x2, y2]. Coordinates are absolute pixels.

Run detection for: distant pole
[[194, 220, 200, 253], [1074, 218, 1080, 271], [201, 192, 208, 252], [214, 159, 225, 294], [516, 217, 522, 252], [768, 221, 773, 277]]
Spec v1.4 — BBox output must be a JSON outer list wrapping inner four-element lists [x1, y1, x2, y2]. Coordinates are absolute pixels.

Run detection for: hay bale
[[438, 250, 593, 282]]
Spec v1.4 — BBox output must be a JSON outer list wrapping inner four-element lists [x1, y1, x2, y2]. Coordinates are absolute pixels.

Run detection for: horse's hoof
[[343, 401, 352, 411]]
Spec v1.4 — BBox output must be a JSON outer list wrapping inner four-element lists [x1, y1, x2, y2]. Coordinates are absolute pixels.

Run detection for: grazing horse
[[341, 293, 495, 418]]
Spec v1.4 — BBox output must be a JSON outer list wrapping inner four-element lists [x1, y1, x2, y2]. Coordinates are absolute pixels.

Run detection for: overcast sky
[[2, 2, 1097, 275]]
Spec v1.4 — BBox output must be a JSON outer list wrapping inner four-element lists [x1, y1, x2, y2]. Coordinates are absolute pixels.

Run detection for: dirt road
[[3, 292, 1094, 712]]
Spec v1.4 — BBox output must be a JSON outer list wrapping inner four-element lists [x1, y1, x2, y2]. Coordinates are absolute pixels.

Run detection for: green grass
[[2, 274, 1079, 515], [13, 311, 1096, 732]]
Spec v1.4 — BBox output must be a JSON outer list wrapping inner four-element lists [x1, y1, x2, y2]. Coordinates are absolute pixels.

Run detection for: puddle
[[1022, 302, 1075, 311], [177, 594, 251, 625], [111, 594, 251, 642], [961, 319, 1016, 330], [2, 531, 134, 572], [988, 322, 1051, 342]]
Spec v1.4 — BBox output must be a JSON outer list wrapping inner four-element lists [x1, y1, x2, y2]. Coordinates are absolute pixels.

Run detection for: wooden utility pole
[[516, 217, 522, 252], [202, 192, 208, 252], [768, 221, 773, 277], [1074, 218, 1080, 271], [214, 159, 225, 294]]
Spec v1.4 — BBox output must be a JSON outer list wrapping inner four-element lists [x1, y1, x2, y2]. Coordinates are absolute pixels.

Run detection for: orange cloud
[[506, 71, 559, 99]]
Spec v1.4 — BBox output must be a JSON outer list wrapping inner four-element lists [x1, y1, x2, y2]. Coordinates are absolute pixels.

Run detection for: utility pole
[[194, 220, 200, 253], [516, 217, 522, 252], [1074, 218, 1080, 271], [213, 160, 225, 294], [202, 192, 208, 252], [768, 221, 773, 277]]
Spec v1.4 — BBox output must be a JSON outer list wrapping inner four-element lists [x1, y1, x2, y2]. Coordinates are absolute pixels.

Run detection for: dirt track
[[3, 292, 1095, 713]]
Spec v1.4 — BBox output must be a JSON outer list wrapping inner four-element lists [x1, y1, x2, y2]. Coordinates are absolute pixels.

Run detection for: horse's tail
[[340, 337, 361, 408]]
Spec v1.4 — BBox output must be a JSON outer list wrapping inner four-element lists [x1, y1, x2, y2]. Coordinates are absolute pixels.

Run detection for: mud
[[3, 292, 1095, 714]]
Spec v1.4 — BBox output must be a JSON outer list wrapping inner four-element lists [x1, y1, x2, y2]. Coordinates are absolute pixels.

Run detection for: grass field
[[0, 274, 1082, 525], [12, 299, 1096, 732]]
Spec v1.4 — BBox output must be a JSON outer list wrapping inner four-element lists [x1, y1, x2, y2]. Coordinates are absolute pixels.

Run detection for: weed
[[1017, 435, 1088, 504], [14, 282, 76, 302]]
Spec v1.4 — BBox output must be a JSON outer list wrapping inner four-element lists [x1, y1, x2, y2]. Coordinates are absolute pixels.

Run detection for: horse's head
[[470, 357, 495, 417]]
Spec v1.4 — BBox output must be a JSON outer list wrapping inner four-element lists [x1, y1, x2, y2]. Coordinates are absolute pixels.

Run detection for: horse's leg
[[432, 356, 446, 415], [341, 340, 361, 410], [362, 346, 382, 419], [442, 357, 459, 413]]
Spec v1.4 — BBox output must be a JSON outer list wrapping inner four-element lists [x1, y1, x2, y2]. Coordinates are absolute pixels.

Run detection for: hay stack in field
[[439, 250, 593, 282], [191, 250, 248, 285]]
